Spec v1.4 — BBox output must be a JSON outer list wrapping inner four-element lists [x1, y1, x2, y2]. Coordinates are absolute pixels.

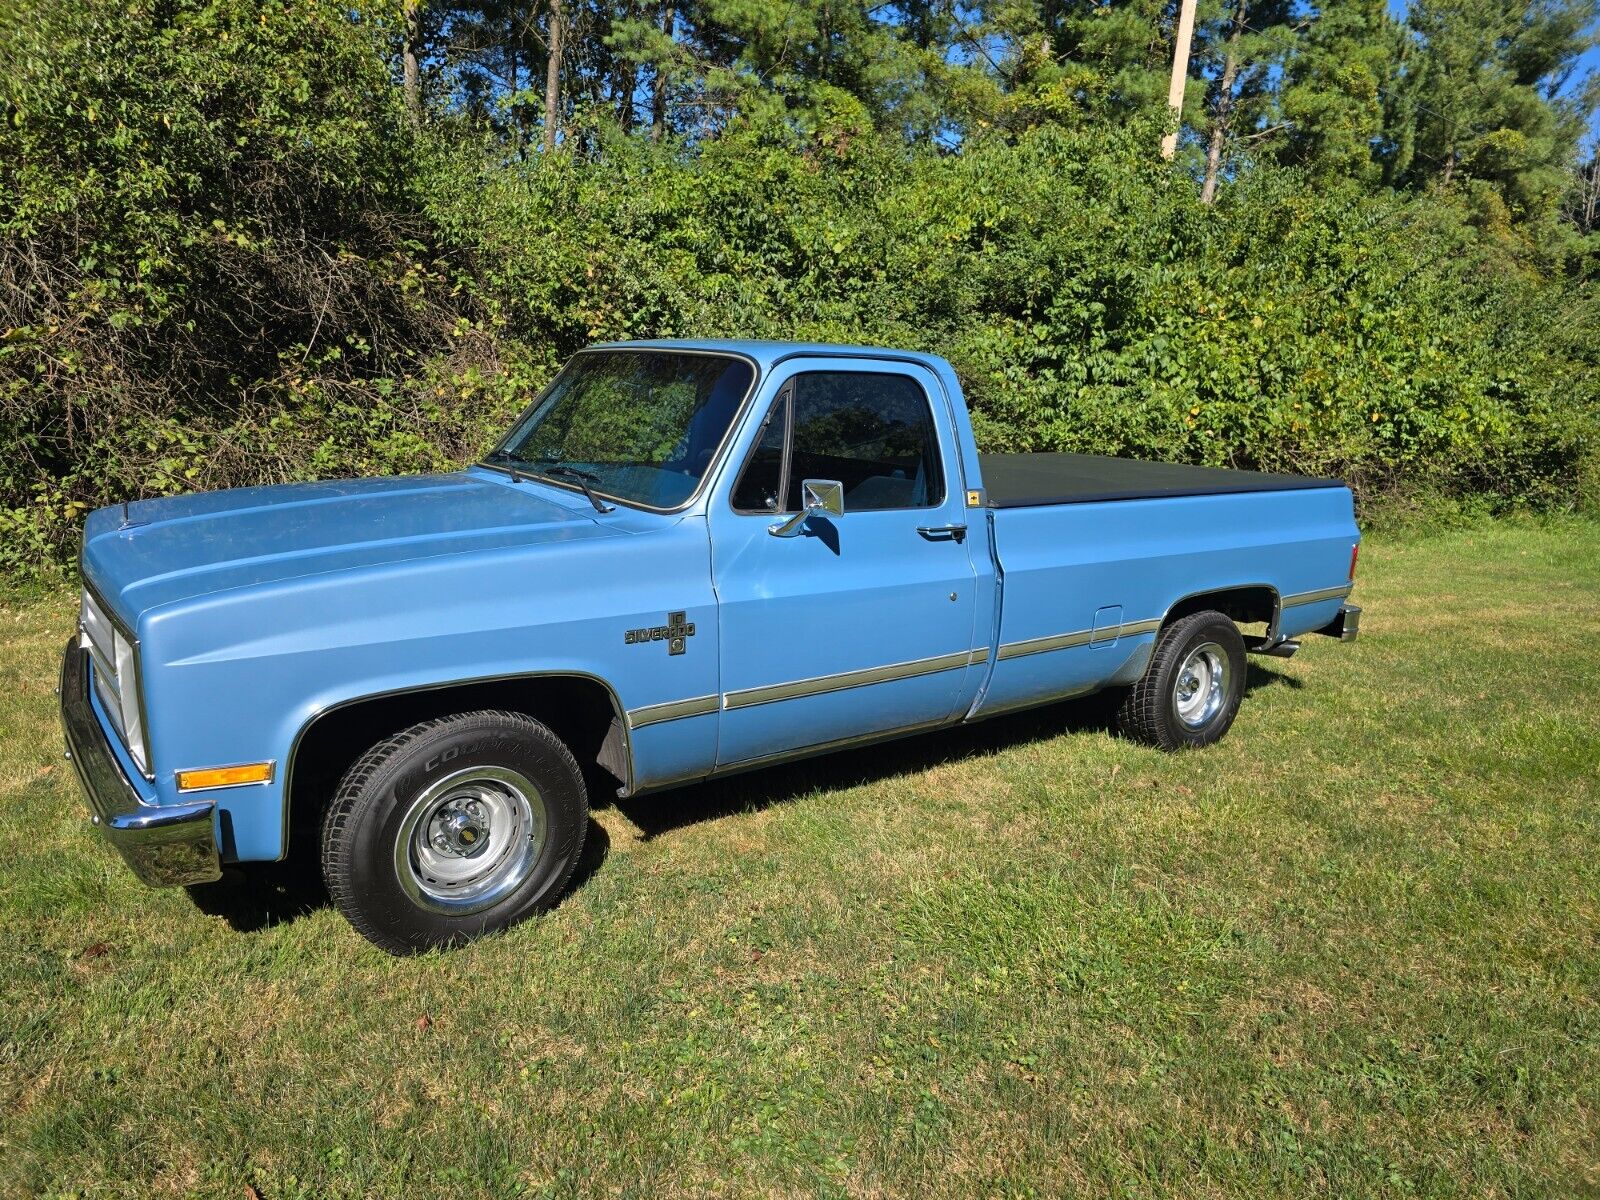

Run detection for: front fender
[[138, 522, 717, 861]]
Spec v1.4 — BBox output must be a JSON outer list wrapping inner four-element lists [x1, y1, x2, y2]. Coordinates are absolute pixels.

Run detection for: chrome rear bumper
[[1313, 603, 1361, 642], [59, 639, 221, 887]]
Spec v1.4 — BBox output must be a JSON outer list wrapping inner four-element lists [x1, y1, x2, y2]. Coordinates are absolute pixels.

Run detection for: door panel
[[709, 360, 980, 766]]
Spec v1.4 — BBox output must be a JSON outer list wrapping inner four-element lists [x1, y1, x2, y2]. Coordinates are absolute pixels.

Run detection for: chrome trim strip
[[722, 650, 977, 710], [627, 694, 720, 729], [997, 616, 1163, 662], [997, 628, 1093, 660], [1281, 584, 1353, 608], [629, 650, 990, 731]]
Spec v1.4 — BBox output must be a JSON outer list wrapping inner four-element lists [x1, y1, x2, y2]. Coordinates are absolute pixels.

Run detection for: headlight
[[80, 590, 152, 776]]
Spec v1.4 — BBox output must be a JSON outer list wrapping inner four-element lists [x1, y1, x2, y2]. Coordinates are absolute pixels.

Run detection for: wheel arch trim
[[278, 669, 632, 862], [1159, 582, 1283, 639]]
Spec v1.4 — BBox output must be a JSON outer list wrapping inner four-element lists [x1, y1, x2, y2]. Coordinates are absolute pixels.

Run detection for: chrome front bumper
[[59, 639, 221, 887]]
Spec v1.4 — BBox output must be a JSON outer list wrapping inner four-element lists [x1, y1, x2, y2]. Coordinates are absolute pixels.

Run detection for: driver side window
[[731, 371, 945, 513]]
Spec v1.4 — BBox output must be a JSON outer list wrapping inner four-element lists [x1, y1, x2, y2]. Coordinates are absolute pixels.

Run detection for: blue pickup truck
[[62, 340, 1360, 952]]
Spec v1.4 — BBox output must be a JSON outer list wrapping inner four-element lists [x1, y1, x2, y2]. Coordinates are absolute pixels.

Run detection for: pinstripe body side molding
[[625, 649, 986, 728]]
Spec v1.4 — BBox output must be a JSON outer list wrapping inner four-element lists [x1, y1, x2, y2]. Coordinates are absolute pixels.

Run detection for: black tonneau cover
[[979, 453, 1343, 508]]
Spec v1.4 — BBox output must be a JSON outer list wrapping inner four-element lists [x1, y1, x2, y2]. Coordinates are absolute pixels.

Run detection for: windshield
[[488, 350, 756, 511]]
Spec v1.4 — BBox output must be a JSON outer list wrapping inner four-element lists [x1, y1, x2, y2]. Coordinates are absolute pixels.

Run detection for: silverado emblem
[[625, 611, 696, 656]]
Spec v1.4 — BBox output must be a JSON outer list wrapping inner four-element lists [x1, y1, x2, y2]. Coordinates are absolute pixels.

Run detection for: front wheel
[[321, 710, 588, 954], [1116, 610, 1246, 750]]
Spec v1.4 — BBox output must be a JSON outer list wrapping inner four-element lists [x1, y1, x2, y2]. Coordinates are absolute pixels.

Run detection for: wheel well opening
[[283, 677, 624, 863], [1165, 586, 1278, 633]]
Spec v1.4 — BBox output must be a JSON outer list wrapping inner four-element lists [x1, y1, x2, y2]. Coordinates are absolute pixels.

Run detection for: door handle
[[916, 523, 967, 542]]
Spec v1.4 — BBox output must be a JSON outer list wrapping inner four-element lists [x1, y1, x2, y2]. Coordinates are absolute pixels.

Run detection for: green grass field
[[2, 521, 1597, 1198]]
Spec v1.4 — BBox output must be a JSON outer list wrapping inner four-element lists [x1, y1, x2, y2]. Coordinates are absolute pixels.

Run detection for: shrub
[[1, 2, 1595, 579]]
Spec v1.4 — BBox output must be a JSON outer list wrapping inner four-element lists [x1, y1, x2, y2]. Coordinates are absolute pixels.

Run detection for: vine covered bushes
[[1, 0, 1596, 576]]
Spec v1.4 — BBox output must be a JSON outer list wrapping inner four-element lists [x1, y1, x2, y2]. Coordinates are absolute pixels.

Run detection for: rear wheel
[[321, 710, 588, 954], [1117, 610, 1246, 750]]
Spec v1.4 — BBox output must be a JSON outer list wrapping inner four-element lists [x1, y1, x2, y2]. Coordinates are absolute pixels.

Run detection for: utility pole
[[1161, 0, 1199, 159]]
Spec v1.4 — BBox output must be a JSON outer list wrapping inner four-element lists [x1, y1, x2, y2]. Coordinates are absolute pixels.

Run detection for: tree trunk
[[1583, 159, 1599, 233], [401, 0, 422, 128], [616, 7, 638, 137], [508, 6, 523, 147], [652, 4, 674, 142], [1200, 0, 1245, 205], [617, 63, 638, 132], [544, 0, 563, 153]]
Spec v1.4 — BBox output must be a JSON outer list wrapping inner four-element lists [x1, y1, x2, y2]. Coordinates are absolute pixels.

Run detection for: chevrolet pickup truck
[[61, 340, 1360, 953]]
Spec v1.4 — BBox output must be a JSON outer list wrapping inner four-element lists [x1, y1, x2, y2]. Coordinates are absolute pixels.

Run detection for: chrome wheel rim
[[1173, 641, 1228, 729], [394, 765, 545, 914]]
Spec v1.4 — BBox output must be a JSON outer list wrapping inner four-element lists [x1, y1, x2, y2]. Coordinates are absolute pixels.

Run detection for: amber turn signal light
[[176, 762, 274, 791]]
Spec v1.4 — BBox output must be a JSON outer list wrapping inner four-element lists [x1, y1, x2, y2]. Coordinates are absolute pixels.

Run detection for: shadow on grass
[[185, 816, 613, 933], [616, 661, 1297, 840], [1246, 661, 1304, 692], [182, 662, 1298, 930], [185, 858, 328, 931]]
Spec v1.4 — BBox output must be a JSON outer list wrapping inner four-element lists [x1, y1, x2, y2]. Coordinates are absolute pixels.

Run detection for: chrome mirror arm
[[768, 479, 844, 538], [768, 509, 811, 538]]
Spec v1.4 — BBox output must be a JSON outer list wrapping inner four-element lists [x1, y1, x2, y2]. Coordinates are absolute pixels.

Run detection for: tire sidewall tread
[[321, 710, 588, 954], [1116, 611, 1247, 751]]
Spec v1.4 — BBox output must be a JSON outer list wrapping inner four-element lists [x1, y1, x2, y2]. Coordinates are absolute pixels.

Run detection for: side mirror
[[768, 479, 844, 538]]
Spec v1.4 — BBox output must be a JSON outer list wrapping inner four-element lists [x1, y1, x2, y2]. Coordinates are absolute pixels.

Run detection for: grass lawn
[[1, 520, 1597, 1198]]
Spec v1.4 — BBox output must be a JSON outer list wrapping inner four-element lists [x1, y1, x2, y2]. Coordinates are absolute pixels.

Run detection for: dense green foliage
[[1, 0, 1597, 575]]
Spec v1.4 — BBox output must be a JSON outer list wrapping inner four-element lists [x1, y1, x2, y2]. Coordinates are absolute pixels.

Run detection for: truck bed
[[979, 453, 1342, 508]]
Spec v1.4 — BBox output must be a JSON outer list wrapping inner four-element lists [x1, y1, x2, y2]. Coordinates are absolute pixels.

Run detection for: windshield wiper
[[480, 450, 541, 483], [544, 465, 615, 514]]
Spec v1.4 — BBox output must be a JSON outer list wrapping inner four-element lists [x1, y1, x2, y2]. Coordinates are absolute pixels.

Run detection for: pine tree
[[1193, 0, 1297, 203], [1393, 0, 1594, 222], [1275, 0, 1400, 186]]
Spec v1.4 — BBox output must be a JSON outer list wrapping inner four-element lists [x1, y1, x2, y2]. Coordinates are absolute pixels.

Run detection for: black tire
[[321, 710, 588, 954], [1116, 610, 1246, 750]]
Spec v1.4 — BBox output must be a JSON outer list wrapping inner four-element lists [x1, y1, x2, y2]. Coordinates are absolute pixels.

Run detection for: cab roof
[[589, 339, 953, 374]]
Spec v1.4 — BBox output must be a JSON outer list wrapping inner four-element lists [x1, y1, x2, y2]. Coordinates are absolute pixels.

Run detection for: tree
[[1566, 144, 1600, 236], [1275, 0, 1399, 186], [975, 0, 1175, 130], [1392, 0, 1595, 223], [1193, 0, 1296, 202]]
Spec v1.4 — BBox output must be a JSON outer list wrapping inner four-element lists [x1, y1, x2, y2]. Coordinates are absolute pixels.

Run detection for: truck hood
[[82, 471, 618, 623]]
